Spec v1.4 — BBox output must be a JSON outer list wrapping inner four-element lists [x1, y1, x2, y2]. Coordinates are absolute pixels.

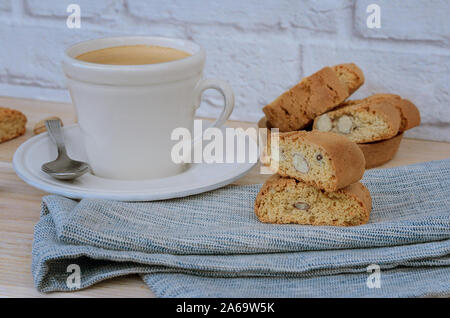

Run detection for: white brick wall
[[0, 0, 11, 12], [0, 0, 449, 141]]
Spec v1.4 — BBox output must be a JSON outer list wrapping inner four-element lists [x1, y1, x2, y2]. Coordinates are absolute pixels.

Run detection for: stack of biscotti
[[263, 63, 365, 132], [313, 94, 421, 168], [260, 61, 421, 169], [255, 131, 372, 226], [260, 63, 364, 167]]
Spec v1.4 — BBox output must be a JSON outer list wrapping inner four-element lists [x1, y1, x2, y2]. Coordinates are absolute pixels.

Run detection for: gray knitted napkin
[[32, 159, 450, 297]]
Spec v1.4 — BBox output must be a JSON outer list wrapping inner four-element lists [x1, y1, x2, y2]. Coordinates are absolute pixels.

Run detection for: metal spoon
[[41, 119, 90, 180]]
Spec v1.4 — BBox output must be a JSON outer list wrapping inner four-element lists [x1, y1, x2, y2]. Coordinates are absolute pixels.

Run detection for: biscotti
[[313, 98, 401, 143], [274, 131, 365, 192], [263, 63, 364, 132], [363, 94, 420, 132], [254, 174, 372, 226], [0, 107, 27, 143], [258, 117, 272, 130], [358, 133, 403, 169], [331, 63, 365, 95], [34, 116, 63, 135]]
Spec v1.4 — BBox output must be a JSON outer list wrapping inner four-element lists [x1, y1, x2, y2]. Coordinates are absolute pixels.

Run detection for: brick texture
[[355, 0, 449, 44], [191, 30, 301, 121], [0, 0, 10, 12], [25, 0, 120, 18], [0, 0, 448, 141], [127, 0, 343, 32]]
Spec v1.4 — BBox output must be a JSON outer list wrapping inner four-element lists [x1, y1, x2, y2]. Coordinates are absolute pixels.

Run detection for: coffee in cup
[[75, 45, 191, 65]]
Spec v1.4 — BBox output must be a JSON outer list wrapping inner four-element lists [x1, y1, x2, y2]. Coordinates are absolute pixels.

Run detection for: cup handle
[[192, 78, 235, 142]]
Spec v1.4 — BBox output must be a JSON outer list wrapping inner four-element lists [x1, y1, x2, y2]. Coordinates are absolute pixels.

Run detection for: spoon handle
[[45, 119, 68, 156]]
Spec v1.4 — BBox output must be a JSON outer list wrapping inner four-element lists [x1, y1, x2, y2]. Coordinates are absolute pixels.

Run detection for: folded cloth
[[32, 159, 450, 297]]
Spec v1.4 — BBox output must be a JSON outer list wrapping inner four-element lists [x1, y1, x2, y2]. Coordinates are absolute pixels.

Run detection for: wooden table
[[1, 96, 449, 298]]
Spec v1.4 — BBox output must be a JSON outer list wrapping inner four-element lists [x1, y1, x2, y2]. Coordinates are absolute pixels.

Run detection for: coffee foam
[[75, 45, 191, 65]]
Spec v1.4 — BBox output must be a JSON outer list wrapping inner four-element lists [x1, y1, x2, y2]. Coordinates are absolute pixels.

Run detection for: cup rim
[[62, 36, 206, 85], [64, 36, 204, 70]]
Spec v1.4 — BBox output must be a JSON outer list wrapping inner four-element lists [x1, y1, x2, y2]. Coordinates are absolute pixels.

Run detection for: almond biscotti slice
[[313, 98, 401, 143], [254, 174, 372, 226], [274, 131, 365, 192], [331, 63, 365, 95], [263, 63, 364, 132], [397, 99, 420, 131], [363, 94, 420, 132], [0, 107, 27, 143]]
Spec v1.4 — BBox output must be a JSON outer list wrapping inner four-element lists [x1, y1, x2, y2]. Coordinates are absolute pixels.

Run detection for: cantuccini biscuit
[[254, 174, 372, 226], [331, 63, 365, 95], [363, 94, 420, 132], [0, 107, 27, 143], [33, 116, 63, 135], [397, 99, 420, 131], [313, 98, 401, 143], [358, 133, 403, 169], [258, 117, 272, 130], [263, 63, 364, 132], [274, 131, 365, 192]]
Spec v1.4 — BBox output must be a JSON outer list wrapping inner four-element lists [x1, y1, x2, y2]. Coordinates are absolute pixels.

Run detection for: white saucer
[[13, 124, 258, 201]]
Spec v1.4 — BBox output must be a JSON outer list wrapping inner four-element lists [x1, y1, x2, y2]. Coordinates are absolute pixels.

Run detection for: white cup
[[62, 36, 234, 180]]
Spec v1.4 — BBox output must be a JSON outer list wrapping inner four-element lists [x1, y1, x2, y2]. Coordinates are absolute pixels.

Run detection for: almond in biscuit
[[254, 174, 372, 226], [273, 131, 366, 192], [313, 98, 401, 143]]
